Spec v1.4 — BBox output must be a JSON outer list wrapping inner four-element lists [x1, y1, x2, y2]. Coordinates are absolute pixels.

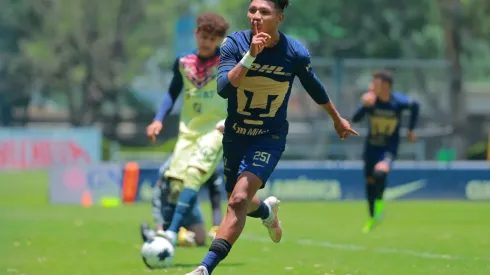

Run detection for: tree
[[438, 0, 466, 157], [0, 0, 43, 125]]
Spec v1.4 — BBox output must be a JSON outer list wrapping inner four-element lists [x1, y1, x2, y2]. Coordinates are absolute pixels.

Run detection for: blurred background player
[[145, 13, 229, 246], [352, 70, 420, 233], [140, 146, 225, 246], [187, 0, 358, 274]]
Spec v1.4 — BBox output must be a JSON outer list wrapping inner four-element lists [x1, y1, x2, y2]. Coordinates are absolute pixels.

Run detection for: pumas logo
[[249, 63, 292, 76]]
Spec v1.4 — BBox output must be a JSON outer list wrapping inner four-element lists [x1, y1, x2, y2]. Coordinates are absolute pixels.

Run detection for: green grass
[[1, 171, 490, 275]]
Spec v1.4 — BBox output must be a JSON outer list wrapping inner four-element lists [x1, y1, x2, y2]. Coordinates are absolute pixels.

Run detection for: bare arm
[[227, 63, 250, 88], [320, 101, 342, 123]]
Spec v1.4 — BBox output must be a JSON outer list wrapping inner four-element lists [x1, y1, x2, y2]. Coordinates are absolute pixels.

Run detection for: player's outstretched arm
[[218, 24, 270, 98], [406, 99, 420, 131], [399, 94, 420, 142], [154, 59, 183, 122], [147, 59, 183, 140]]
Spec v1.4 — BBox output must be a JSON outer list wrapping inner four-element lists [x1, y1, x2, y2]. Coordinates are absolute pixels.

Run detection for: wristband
[[239, 51, 256, 69]]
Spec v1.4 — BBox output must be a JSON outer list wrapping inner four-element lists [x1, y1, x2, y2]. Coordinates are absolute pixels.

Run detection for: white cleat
[[156, 230, 177, 246], [185, 265, 209, 275], [262, 196, 283, 243]]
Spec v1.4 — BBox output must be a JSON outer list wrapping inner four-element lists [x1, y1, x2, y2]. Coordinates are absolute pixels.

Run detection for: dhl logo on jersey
[[248, 64, 292, 76]]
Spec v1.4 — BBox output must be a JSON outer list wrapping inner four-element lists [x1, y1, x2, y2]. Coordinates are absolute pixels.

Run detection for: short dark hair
[[373, 70, 393, 85], [251, 0, 290, 11], [197, 12, 230, 37], [274, 0, 290, 11]]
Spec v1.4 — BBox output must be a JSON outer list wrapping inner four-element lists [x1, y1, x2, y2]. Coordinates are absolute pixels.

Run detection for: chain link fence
[[285, 58, 454, 160]]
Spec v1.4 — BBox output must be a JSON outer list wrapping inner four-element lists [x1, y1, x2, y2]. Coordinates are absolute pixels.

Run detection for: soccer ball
[[141, 236, 175, 269]]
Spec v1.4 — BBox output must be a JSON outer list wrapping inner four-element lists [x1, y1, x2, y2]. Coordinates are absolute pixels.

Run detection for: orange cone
[[81, 190, 93, 208]]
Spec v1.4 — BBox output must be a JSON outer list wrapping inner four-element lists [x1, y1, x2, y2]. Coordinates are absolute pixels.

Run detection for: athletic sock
[[201, 238, 232, 273]]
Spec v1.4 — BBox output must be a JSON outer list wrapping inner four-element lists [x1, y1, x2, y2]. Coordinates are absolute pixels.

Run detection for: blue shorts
[[363, 146, 397, 177], [222, 134, 285, 193]]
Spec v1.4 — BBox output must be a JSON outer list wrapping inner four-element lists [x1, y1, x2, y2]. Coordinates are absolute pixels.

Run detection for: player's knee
[[188, 224, 207, 246], [168, 179, 183, 203], [375, 161, 390, 173], [228, 191, 248, 211]]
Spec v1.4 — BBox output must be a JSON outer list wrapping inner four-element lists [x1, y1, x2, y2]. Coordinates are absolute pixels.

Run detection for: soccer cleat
[[140, 222, 155, 242], [156, 229, 178, 246], [207, 226, 219, 239], [185, 265, 209, 275], [178, 227, 197, 247], [262, 196, 282, 243], [362, 218, 376, 233]]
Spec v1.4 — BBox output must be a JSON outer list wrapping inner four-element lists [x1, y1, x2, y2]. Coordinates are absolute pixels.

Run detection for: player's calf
[[199, 172, 262, 273], [373, 161, 389, 218], [164, 167, 203, 244], [365, 176, 377, 217]]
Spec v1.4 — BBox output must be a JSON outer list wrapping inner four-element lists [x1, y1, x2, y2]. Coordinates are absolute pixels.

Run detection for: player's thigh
[[227, 171, 266, 210], [222, 138, 247, 193], [164, 136, 196, 180], [374, 151, 396, 172], [364, 147, 386, 178], [181, 130, 223, 190], [189, 130, 223, 172], [363, 161, 376, 183]]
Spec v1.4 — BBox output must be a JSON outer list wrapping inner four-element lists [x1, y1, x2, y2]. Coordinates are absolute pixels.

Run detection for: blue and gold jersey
[[352, 92, 420, 152], [218, 30, 330, 140]]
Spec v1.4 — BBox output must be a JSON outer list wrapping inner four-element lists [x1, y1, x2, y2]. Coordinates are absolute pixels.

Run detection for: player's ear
[[277, 13, 284, 24]]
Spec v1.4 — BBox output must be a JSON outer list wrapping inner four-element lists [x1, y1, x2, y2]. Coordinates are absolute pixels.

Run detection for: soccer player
[[186, 1, 358, 274], [352, 70, 420, 233], [140, 148, 224, 246], [146, 12, 229, 246]]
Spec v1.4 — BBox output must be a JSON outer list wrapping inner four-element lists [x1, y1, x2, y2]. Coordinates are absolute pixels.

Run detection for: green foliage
[[466, 142, 488, 160]]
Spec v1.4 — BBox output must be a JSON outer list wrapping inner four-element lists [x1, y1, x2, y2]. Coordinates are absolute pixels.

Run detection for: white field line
[[241, 234, 489, 261]]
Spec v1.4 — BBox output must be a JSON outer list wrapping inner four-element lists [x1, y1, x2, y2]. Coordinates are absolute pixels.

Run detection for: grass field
[[1, 171, 490, 275]]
